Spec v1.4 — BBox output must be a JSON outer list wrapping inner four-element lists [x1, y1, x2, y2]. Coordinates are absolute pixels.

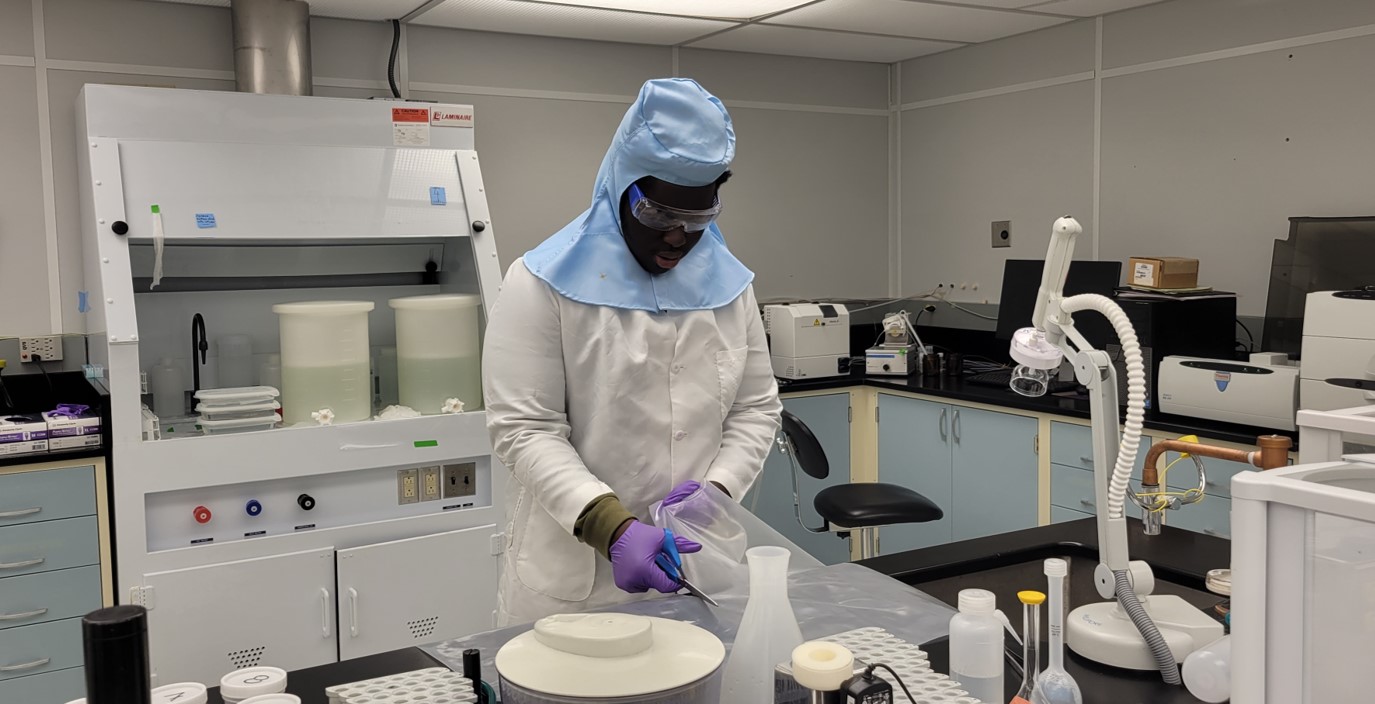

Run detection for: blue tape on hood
[[523, 78, 754, 312]]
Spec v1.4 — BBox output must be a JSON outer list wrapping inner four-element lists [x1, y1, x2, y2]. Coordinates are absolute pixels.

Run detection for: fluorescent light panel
[[529, 0, 813, 19]]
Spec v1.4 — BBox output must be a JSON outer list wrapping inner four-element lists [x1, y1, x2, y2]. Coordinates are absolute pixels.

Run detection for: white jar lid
[[388, 293, 482, 310], [240, 695, 300, 704], [495, 613, 724, 698], [272, 301, 374, 315], [220, 666, 287, 700], [153, 682, 209, 704]]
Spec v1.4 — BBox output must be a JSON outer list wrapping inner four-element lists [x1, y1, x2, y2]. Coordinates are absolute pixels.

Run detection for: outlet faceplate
[[443, 463, 476, 499], [420, 466, 442, 502], [398, 468, 419, 505], [992, 220, 1011, 249], [19, 336, 63, 363]]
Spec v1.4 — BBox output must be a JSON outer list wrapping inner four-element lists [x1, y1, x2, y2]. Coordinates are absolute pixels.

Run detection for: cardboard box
[[43, 410, 102, 451], [0, 414, 49, 457], [1130, 256, 1199, 289]]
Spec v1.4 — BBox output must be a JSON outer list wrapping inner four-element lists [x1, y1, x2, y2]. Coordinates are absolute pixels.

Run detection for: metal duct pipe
[[231, 0, 312, 95]]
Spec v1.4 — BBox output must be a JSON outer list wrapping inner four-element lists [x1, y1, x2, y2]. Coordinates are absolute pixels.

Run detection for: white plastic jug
[[389, 294, 482, 414], [272, 301, 374, 424]]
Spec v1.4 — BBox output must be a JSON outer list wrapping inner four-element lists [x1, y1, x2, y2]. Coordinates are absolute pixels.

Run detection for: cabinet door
[[952, 407, 1039, 541], [744, 394, 851, 565], [876, 395, 953, 554], [142, 548, 336, 686], [337, 525, 498, 660]]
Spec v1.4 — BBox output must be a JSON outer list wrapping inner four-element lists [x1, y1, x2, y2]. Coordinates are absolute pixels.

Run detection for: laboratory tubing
[[721, 546, 805, 702], [273, 301, 374, 424], [1013, 590, 1045, 704], [947, 588, 1003, 704], [150, 358, 184, 418], [389, 294, 483, 414], [217, 334, 256, 388], [1182, 635, 1230, 703], [1032, 559, 1081, 704], [81, 605, 152, 704], [219, 666, 288, 704]]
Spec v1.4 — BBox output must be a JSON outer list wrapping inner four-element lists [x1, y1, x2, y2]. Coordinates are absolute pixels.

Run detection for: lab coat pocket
[[511, 490, 596, 602], [715, 347, 750, 418]]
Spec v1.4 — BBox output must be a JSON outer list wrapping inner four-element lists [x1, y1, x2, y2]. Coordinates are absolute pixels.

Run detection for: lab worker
[[483, 78, 782, 625]]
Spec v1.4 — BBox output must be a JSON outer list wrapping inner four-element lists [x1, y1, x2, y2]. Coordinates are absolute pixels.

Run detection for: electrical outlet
[[992, 220, 1012, 249], [19, 336, 63, 363], [420, 466, 441, 502], [397, 468, 419, 505], [442, 463, 476, 499]]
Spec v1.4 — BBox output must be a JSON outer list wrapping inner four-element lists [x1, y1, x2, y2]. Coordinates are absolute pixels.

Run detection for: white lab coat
[[483, 259, 782, 625]]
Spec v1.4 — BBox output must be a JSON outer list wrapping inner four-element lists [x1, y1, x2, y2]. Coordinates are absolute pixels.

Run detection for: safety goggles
[[627, 182, 722, 233]]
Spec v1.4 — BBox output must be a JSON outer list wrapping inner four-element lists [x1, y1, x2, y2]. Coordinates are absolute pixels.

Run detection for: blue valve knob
[[245, 499, 263, 517]]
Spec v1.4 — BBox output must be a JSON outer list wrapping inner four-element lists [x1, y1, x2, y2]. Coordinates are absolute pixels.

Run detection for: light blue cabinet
[[875, 395, 953, 553], [744, 394, 852, 565], [950, 407, 1039, 541]]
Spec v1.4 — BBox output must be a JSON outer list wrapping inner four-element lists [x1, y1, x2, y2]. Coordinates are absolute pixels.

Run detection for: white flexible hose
[[1061, 294, 1147, 519]]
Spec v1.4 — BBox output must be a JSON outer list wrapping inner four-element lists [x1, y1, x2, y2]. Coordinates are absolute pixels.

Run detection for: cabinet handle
[[952, 410, 961, 443], [0, 608, 48, 622], [1079, 499, 1096, 508], [319, 588, 331, 638], [0, 558, 44, 571], [1204, 528, 1220, 536], [0, 507, 41, 519], [939, 409, 948, 441], [1080, 456, 1094, 465], [348, 587, 359, 638], [0, 658, 50, 672]]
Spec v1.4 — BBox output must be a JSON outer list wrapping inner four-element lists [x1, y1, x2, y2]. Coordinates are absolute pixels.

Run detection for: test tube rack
[[325, 667, 478, 704]]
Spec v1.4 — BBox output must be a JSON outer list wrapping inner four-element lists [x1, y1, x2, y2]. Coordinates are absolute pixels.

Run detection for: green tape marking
[[151, 204, 160, 214], [414, 440, 439, 448]]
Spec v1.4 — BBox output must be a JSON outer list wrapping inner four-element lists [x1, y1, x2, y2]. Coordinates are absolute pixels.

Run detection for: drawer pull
[[1080, 456, 1094, 464], [1079, 499, 1096, 508], [1204, 528, 1221, 536], [0, 558, 44, 571], [0, 658, 50, 672], [0, 508, 41, 519], [0, 608, 47, 622]]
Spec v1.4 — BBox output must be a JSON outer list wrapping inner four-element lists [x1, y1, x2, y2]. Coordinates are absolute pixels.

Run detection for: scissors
[[655, 529, 720, 607]]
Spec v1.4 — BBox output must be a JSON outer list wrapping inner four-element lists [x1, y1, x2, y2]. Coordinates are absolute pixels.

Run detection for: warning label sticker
[[392, 107, 431, 146]]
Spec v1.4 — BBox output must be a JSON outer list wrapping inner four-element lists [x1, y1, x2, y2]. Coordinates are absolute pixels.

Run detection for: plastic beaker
[[272, 301, 374, 423], [389, 294, 482, 414]]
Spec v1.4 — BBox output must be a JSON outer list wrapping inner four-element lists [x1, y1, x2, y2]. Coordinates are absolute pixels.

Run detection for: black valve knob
[[471, 220, 486, 232], [297, 494, 316, 511], [111, 221, 129, 236]]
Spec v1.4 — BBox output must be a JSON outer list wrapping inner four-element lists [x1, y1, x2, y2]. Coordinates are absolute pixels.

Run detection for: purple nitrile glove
[[609, 520, 702, 594], [662, 480, 702, 508]]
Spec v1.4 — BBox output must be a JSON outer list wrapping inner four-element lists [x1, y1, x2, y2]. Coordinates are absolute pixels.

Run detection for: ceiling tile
[[147, 0, 434, 21], [414, 0, 735, 45], [689, 24, 962, 63], [1022, 0, 1162, 17], [526, 0, 811, 20], [764, 0, 1070, 43], [928, 0, 1054, 8]]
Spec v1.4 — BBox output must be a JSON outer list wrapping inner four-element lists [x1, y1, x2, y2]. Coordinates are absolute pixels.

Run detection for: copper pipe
[[1141, 434, 1291, 486]]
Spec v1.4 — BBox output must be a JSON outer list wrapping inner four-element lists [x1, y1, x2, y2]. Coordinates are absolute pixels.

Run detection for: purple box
[[0, 415, 50, 457]]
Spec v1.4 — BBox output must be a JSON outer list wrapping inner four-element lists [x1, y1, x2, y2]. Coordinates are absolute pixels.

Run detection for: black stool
[[778, 409, 943, 559]]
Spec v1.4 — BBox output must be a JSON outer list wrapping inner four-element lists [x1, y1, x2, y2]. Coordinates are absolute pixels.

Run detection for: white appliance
[[1232, 404, 1375, 704], [78, 86, 505, 686], [763, 304, 849, 380], [1300, 290, 1375, 411], [1158, 356, 1299, 430], [865, 345, 918, 376]]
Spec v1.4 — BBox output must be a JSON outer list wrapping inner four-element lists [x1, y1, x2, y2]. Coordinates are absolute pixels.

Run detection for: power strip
[[19, 336, 63, 363]]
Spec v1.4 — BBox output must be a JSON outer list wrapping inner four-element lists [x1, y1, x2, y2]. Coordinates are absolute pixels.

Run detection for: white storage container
[[200, 413, 282, 435], [947, 589, 1003, 704], [272, 301, 374, 423], [220, 666, 287, 704], [194, 386, 280, 406], [389, 294, 482, 414], [197, 400, 282, 421]]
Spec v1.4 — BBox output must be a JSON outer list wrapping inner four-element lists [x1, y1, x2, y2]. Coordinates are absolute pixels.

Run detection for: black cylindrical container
[[82, 605, 151, 703]]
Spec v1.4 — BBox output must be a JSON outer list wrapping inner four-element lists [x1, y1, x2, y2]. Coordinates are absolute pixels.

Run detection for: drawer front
[[1051, 464, 1100, 514], [0, 617, 84, 681], [1051, 506, 1094, 524], [1050, 423, 1146, 480], [0, 566, 102, 630], [0, 517, 100, 578], [0, 466, 96, 527], [0, 666, 86, 704], [1163, 496, 1231, 539]]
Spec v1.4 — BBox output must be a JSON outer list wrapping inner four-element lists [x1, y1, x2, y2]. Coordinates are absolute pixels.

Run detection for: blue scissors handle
[[655, 529, 683, 583]]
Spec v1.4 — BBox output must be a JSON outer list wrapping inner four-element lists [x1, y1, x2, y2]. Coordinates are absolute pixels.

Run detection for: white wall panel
[[0, 0, 34, 57], [43, 0, 232, 70], [899, 19, 1094, 102], [680, 47, 892, 108], [312, 17, 396, 83], [0, 67, 48, 337]]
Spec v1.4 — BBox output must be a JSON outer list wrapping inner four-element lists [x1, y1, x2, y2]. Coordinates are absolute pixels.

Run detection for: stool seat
[[814, 482, 944, 529]]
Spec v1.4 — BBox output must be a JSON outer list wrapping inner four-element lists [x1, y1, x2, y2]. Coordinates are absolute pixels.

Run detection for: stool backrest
[[780, 409, 829, 481]]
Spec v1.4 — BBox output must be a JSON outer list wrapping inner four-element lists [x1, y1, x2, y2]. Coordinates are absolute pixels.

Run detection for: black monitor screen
[[994, 260, 1124, 340]]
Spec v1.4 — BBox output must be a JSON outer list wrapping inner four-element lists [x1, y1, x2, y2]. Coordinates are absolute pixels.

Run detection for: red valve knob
[[193, 506, 212, 524]]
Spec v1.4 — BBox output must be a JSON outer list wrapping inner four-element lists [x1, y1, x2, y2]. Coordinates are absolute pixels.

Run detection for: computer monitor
[[994, 259, 1124, 340]]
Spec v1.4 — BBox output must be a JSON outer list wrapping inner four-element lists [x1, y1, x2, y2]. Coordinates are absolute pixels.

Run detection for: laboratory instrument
[[1232, 403, 1375, 703], [721, 546, 804, 702], [494, 613, 725, 703], [865, 310, 924, 376], [77, 85, 503, 686], [946, 588, 1003, 703], [1136, 434, 1289, 535], [1300, 289, 1375, 412], [775, 627, 975, 704], [390, 294, 483, 414], [1158, 355, 1299, 430], [1181, 635, 1230, 703], [789, 641, 856, 703], [274, 301, 374, 424], [1010, 216, 1221, 682], [220, 666, 288, 703], [1031, 559, 1081, 704], [1013, 590, 1044, 704], [764, 303, 851, 379], [217, 334, 256, 388], [81, 605, 152, 704]]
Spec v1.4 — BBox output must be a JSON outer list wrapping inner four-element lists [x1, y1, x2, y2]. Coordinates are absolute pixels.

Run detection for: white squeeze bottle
[[949, 589, 1004, 703]]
